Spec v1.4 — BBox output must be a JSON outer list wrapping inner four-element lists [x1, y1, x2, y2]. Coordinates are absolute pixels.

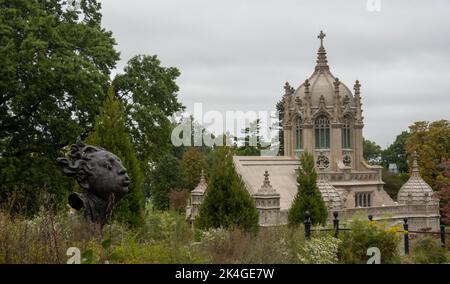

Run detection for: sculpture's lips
[[123, 179, 130, 186]]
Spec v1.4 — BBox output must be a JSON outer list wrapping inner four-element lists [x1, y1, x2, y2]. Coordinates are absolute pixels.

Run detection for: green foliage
[[235, 119, 269, 156], [406, 120, 450, 190], [181, 147, 208, 191], [276, 99, 284, 156], [149, 154, 185, 210], [338, 219, 402, 264], [0, 0, 119, 213], [381, 169, 406, 199], [86, 87, 145, 227], [382, 131, 410, 173], [411, 236, 448, 264], [195, 146, 259, 233], [288, 152, 328, 226], [363, 138, 382, 165], [113, 55, 184, 167]]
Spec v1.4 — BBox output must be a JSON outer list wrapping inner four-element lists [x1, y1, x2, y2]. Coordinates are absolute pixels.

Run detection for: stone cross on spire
[[318, 30, 326, 46], [315, 30, 329, 71]]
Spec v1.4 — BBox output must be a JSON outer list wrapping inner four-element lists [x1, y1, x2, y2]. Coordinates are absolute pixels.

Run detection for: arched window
[[342, 116, 352, 149], [295, 118, 302, 151], [315, 115, 330, 149]]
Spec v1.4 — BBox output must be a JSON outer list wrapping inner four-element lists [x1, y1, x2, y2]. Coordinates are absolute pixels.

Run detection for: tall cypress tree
[[195, 146, 259, 233], [87, 86, 145, 227], [288, 151, 328, 226]]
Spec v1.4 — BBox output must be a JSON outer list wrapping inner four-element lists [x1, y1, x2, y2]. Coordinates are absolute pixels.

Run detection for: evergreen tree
[[235, 119, 269, 156], [148, 153, 185, 210], [195, 146, 259, 233], [288, 151, 328, 226], [86, 87, 145, 227], [181, 147, 208, 191]]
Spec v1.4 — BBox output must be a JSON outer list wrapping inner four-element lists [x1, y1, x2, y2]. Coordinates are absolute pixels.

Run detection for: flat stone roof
[[233, 156, 300, 211]]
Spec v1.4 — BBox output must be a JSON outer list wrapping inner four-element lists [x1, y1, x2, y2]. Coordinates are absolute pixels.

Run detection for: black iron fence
[[303, 211, 449, 255]]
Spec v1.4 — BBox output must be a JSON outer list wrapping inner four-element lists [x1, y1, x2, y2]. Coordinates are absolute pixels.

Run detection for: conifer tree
[[182, 147, 208, 191], [288, 151, 328, 226], [195, 146, 259, 233], [87, 87, 145, 227]]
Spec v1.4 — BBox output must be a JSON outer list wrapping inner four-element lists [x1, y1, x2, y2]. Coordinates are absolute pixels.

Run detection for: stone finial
[[319, 94, 326, 107], [284, 82, 294, 96], [304, 79, 311, 93], [354, 80, 361, 95], [192, 169, 207, 194], [411, 151, 419, 174], [258, 169, 276, 193], [318, 30, 326, 46], [333, 77, 340, 91], [315, 30, 329, 71]]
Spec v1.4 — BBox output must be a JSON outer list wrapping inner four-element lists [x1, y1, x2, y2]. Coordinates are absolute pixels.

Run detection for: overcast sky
[[99, 0, 450, 148]]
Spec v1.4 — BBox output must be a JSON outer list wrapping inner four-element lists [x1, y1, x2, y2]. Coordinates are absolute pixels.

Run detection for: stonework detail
[[230, 31, 440, 230], [186, 170, 207, 222], [316, 152, 330, 168], [253, 170, 281, 226], [397, 152, 438, 205]]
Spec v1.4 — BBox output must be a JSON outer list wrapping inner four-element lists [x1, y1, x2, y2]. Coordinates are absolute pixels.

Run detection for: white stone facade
[[232, 31, 440, 230]]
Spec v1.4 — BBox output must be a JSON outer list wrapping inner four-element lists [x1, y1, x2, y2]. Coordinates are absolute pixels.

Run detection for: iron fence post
[[403, 218, 409, 255], [333, 211, 339, 238], [304, 211, 311, 240]]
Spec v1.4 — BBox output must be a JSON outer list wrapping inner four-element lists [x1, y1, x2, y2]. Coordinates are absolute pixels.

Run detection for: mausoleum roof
[[397, 152, 436, 204], [291, 31, 354, 107]]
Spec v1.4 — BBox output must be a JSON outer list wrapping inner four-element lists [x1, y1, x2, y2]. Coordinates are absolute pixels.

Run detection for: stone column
[[302, 123, 314, 154], [331, 123, 343, 170], [354, 124, 364, 170], [284, 125, 292, 157]]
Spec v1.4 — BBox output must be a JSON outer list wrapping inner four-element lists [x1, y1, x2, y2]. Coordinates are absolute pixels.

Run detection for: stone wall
[[263, 203, 440, 231]]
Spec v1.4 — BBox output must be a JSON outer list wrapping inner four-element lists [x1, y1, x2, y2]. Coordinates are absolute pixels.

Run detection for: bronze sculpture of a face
[[57, 138, 130, 223]]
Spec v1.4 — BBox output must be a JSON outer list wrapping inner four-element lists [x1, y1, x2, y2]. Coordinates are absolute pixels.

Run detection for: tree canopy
[[86, 87, 145, 227], [0, 0, 119, 212]]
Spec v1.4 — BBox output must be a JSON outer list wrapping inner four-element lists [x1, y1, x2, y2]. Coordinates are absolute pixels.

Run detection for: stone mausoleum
[[187, 31, 441, 231]]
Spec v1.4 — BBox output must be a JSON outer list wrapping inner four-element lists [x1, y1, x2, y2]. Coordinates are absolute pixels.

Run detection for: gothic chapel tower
[[282, 31, 394, 208]]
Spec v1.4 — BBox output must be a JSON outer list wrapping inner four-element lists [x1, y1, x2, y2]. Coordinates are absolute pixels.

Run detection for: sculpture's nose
[[123, 173, 130, 186]]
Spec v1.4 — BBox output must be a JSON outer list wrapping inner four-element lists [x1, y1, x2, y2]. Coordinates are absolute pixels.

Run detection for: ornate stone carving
[[316, 152, 330, 168], [57, 137, 130, 224], [343, 154, 352, 167]]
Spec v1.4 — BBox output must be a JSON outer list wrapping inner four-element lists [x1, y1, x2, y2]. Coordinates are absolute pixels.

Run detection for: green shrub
[[338, 219, 402, 264], [297, 235, 341, 264], [411, 236, 448, 264]]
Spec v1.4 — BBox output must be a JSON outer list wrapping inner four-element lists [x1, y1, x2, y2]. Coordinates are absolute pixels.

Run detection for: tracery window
[[355, 192, 372, 207], [315, 115, 330, 149], [342, 116, 352, 149]]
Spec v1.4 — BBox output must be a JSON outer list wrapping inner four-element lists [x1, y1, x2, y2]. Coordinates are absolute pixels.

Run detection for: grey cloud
[[99, 0, 450, 147]]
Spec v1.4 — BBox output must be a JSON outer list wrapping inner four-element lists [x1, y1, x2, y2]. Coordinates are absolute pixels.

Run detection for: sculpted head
[[57, 138, 130, 203]]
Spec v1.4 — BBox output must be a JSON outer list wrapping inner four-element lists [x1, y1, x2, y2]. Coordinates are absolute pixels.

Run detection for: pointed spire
[[192, 169, 207, 194], [315, 30, 329, 71], [258, 170, 276, 193], [411, 151, 420, 177]]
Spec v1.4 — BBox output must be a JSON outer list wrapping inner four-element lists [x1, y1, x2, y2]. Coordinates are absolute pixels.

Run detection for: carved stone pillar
[[331, 123, 343, 170], [354, 124, 364, 170]]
